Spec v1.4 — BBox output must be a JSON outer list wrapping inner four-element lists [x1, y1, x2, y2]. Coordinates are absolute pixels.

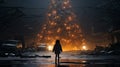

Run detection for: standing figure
[[53, 40, 62, 65]]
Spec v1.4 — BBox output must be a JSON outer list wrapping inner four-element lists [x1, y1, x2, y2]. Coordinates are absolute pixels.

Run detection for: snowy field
[[0, 51, 120, 67]]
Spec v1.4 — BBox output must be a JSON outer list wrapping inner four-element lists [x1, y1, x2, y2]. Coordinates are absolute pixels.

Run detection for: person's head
[[55, 40, 60, 44]]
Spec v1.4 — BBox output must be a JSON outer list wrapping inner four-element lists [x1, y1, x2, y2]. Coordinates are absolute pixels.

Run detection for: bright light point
[[52, 10, 57, 14], [82, 45, 87, 50], [64, 2, 67, 5], [47, 45, 53, 51]]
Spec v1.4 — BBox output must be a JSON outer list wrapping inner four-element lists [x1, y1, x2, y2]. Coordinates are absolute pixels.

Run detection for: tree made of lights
[[37, 0, 86, 51]]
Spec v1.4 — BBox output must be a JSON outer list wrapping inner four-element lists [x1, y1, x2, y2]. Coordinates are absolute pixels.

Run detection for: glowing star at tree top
[[37, 0, 86, 51]]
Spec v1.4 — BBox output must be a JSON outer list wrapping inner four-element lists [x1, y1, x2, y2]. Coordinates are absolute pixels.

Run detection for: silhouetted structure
[[53, 40, 62, 65]]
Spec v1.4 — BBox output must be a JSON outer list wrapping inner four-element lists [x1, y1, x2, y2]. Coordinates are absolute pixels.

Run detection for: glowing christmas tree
[[37, 0, 86, 51]]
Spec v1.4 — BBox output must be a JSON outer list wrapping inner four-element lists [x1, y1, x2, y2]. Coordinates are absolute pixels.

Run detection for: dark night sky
[[0, 0, 120, 41]]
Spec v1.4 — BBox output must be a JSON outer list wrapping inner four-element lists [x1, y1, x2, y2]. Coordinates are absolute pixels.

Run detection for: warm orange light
[[82, 45, 87, 50], [39, 35, 43, 38], [64, 23, 67, 26], [50, 22, 56, 26], [37, 0, 86, 51], [43, 27, 46, 30], [17, 44, 22, 48], [66, 26, 71, 30], [64, 2, 67, 5], [48, 13, 51, 17], [52, 10, 57, 14], [71, 34, 75, 37], [57, 28, 61, 33], [68, 16, 72, 21], [47, 45, 53, 51], [48, 31, 52, 34]]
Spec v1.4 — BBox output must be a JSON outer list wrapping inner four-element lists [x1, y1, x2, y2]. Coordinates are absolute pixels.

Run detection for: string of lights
[[36, 0, 87, 51]]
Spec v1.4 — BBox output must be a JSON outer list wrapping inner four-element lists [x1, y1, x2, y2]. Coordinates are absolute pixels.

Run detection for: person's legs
[[55, 54, 60, 65], [58, 54, 60, 65], [55, 54, 57, 64], [57, 54, 59, 64]]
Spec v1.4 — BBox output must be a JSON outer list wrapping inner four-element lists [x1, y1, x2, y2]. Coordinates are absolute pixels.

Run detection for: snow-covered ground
[[0, 51, 120, 66]]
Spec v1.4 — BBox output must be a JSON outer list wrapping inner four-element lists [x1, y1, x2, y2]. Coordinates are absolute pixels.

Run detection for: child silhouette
[[53, 40, 62, 65]]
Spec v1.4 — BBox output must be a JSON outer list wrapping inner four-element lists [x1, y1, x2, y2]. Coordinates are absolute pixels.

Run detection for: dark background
[[0, 0, 120, 48]]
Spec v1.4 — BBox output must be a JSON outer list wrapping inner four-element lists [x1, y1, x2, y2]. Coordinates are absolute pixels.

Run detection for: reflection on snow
[[0, 51, 120, 67]]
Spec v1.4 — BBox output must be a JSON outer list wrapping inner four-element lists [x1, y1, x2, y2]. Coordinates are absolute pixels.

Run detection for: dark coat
[[53, 43, 62, 54]]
